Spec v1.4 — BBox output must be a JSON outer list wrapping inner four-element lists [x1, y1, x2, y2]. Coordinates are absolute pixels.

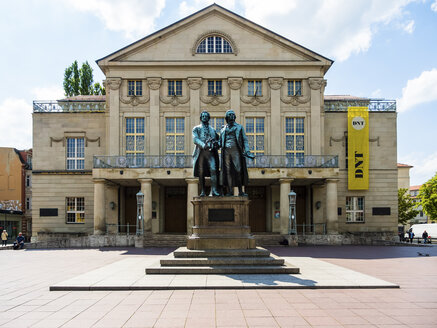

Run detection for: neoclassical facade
[[32, 4, 398, 243]]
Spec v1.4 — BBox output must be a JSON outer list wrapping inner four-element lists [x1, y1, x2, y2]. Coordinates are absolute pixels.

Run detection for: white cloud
[[397, 68, 437, 112], [431, 0, 437, 12], [239, 0, 416, 61], [63, 0, 166, 39], [400, 151, 437, 185], [0, 98, 32, 149], [32, 85, 65, 101], [403, 20, 415, 34]]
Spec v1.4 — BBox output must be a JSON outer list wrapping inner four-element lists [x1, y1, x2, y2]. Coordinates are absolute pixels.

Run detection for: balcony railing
[[93, 155, 338, 169], [33, 100, 105, 113], [324, 99, 396, 112]]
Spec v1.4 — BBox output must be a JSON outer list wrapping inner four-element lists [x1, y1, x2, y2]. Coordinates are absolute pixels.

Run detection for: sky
[[0, 0, 436, 186]]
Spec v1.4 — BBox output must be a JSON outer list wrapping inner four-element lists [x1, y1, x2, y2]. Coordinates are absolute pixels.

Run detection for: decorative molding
[[281, 95, 310, 106], [227, 77, 243, 90], [268, 77, 283, 90], [369, 136, 380, 146], [85, 137, 101, 147], [329, 136, 345, 147], [191, 30, 239, 56], [50, 137, 65, 147], [240, 86, 270, 106], [147, 77, 162, 90], [308, 78, 327, 90], [160, 94, 190, 106], [187, 77, 203, 90], [201, 94, 230, 106], [105, 78, 122, 90], [120, 94, 150, 106]]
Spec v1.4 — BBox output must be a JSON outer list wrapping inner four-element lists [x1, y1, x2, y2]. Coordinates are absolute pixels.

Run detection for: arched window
[[196, 35, 233, 53]]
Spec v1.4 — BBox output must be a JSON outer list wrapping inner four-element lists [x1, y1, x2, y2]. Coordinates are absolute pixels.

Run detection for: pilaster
[[269, 77, 283, 155], [186, 178, 199, 233], [148, 78, 161, 155], [228, 77, 242, 120], [93, 178, 106, 235], [326, 178, 339, 234], [105, 78, 121, 156], [279, 178, 293, 234], [309, 77, 326, 155], [139, 178, 153, 232], [188, 78, 202, 154]]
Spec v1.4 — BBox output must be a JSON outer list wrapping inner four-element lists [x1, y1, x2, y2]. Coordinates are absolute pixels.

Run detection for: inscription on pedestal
[[208, 208, 234, 222]]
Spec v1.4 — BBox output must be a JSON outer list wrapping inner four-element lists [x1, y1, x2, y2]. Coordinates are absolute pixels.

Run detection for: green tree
[[418, 173, 437, 222], [79, 61, 94, 95], [398, 188, 419, 225], [92, 82, 106, 95]]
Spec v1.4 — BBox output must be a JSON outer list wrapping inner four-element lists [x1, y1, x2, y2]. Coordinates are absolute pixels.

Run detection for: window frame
[[128, 80, 142, 96], [287, 80, 302, 96], [125, 117, 145, 160], [168, 80, 182, 96], [285, 117, 305, 163], [207, 80, 223, 96], [66, 137, 85, 170], [245, 117, 265, 155], [165, 117, 185, 155], [66, 197, 85, 224], [346, 196, 365, 223], [26, 174, 31, 187], [26, 197, 31, 210], [248, 80, 262, 96], [196, 35, 233, 54]]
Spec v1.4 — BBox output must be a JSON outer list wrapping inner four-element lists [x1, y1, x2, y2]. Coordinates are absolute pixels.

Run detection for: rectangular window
[[207, 80, 222, 96], [128, 80, 142, 96], [285, 118, 304, 165], [125, 118, 145, 165], [210, 117, 225, 132], [26, 197, 31, 210], [168, 80, 182, 96], [66, 138, 85, 170], [166, 117, 185, 154], [207, 36, 214, 53], [288, 80, 302, 96], [26, 175, 31, 187], [346, 196, 364, 222], [248, 80, 262, 96], [66, 197, 85, 223], [246, 117, 265, 155]]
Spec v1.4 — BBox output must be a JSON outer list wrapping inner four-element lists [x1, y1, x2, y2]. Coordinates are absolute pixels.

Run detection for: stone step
[[160, 256, 284, 266], [173, 247, 270, 258], [146, 264, 299, 274]]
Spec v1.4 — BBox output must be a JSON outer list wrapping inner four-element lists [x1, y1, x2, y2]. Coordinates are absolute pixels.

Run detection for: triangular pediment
[[97, 4, 332, 70]]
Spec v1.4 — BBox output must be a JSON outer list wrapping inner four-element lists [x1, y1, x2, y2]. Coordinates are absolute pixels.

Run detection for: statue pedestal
[[187, 196, 256, 249]]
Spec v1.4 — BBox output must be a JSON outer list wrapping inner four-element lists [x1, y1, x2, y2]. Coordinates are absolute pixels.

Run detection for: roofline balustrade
[[324, 99, 396, 112], [33, 100, 105, 113]]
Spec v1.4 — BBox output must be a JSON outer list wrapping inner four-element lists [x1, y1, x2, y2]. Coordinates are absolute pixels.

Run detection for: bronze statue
[[219, 110, 254, 196], [193, 111, 221, 196]]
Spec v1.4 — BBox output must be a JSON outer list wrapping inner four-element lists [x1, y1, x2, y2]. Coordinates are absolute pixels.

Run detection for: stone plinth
[[187, 196, 256, 249]]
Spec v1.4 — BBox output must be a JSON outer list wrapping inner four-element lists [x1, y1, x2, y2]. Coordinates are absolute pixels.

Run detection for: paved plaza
[[0, 245, 436, 327]]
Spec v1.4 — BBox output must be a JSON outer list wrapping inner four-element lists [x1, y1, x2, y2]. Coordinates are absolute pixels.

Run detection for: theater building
[[31, 4, 398, 244]]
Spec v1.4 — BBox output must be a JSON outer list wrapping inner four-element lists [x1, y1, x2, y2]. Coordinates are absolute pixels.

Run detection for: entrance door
[[246, 186, 266, 232], [124, 187, 139, 234], [164, 187, 187, 233]]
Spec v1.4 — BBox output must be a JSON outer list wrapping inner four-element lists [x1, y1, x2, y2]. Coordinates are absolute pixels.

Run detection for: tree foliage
[[418, 173, 437, 222], [63, 61, 105, 96], [398, 188, 419, 225]]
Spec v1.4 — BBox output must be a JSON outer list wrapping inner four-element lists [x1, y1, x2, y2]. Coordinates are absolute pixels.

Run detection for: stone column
[[93, 179, 106, 235], [279, 178, 293, 234], [269, 78, 283, 155], [148, 78, 161, 155], [105, 78, 121, 156], [228, 77, 242, 119], [106, 184, 119, 234], [308, 78, 327, 155], [139, 178, 153, 232], [186, 178, 199, 233], [188, 78, 202, 154], [326, 178, 339, 234]]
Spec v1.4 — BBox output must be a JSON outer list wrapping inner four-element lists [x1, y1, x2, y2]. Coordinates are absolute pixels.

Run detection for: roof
[[409, 185, 422, 191], [324, 95, 369, 101], [58, 95, 106, 102], [397, 163, 413, 168]]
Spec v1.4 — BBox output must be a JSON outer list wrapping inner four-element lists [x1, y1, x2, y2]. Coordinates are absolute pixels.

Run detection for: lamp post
[[288, 190, 297, 235], [136, 190, 144, 236]]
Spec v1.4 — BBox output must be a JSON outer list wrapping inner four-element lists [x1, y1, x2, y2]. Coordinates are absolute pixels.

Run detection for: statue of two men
[[193, 109, 254, 197]]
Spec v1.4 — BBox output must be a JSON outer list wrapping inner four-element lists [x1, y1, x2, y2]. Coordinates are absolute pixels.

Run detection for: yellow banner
[[348, 107, 369, 190]]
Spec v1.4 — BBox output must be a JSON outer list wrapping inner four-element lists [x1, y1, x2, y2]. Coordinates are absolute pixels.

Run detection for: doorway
[[246, 186, 267, 232], [164, 187, 187, 233]]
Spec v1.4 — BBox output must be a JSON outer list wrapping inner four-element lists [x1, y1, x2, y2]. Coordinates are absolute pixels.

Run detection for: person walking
[[408, 229, 415, 243], [1, 229, 8, 246], [422, 230, 429, 244]]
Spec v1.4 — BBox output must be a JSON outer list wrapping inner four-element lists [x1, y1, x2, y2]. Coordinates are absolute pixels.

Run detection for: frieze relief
[[187, 77, 203, 90], [268, 77, 283, 90], [147, 78, 162, 90], [308, 78, 327, 90], [227, 77, 243, 90], [120, 79, 150, 106]]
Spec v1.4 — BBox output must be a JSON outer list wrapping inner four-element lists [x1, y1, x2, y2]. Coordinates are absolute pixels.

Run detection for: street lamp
[[288, 190, 297, 235], [136, 190, 144, 236]]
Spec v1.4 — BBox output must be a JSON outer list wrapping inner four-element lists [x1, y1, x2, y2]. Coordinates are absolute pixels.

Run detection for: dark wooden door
[[165, 187, 187, 233], [246, 186, 266, 232], [293, 186, 307, 233], [125, 187, 139, 234]]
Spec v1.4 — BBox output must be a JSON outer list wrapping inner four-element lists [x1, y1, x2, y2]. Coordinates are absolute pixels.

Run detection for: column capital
[[187, 77, 202, 90], [268, 77, 283, 90], [138, 178, 153, 184], [104, 78, 122, 90], [227, 77, 243, 90], [308, 77, 327, 90], [93, 178, 106, 184], [326, 178, 339, 184], [147, 77, 162, 90], [279, 178, 294, 184], [186, 178, 199, 184]]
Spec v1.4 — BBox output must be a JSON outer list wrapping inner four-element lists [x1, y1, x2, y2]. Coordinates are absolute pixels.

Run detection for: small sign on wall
[[274, 211, 280, 219]]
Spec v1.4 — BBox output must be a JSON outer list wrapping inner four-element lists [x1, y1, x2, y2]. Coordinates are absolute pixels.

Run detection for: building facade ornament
[[105, 78, 122, 90], [147, 77, 162, 90], [160, 94, 190, 106], [227, 77, 243, 90], [308, 78, 327, 90], [187, 77, 203, 90], [280, 95, 310, 106], [120, 94, 150, 106], [240, 87, 270, 106], [200, 94, 230, 106], [268, 77, 283, 90]]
